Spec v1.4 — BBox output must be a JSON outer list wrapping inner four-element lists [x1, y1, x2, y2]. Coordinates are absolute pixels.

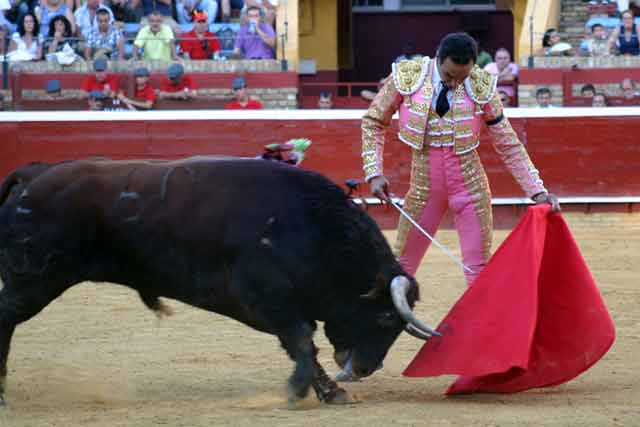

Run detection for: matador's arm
[[361, 75, 403, 182], [483, 95, 548, 198]]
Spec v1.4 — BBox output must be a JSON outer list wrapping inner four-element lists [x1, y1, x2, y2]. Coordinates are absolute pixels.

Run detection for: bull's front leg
[[311, 354, 355, 404]]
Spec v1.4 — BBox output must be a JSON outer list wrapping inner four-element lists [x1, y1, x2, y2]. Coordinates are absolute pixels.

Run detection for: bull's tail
[[138, 292, 173, 318]]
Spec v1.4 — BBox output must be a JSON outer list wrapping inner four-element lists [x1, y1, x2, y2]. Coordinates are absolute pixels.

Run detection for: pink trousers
[[398, 147, 493, 286]]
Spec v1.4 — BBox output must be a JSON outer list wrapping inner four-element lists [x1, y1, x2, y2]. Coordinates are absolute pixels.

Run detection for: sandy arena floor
[[0, 212, 638, 427]]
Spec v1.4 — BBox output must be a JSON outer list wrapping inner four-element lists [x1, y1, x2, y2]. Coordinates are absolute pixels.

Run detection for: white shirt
[[431, 62, 456, 111], [74, 3, 114, 40]]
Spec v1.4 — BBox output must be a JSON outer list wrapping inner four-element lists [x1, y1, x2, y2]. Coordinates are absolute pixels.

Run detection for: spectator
[[88, 89, 107, 110], [621, 77, 639, 99], [133, 10, 177, 60], [44, 15, 77, 56], [220, 0, 243, 23], [118, 66, 156, 110], [498, 89, 511, 107], [232, 5, 275, 59], [241, 0, 276, 26], [580, 23, 610, 57], [81, 58, 119, 99], [159, 63, 197, 100], [0, 21, 8, 56], [179, 9, 220, 59], [45, 79, 62, 99], [103, 0, 141, 24], [484, 47, 519, 98], [74, 0, 114, 41], [225, 76, 263, 109], [8, 12, 43, 61], [0, 91, 4, 111], [394, 42, 421, 63], [592, 92, 608, 107], [317, 91, 332, 109], [610, 10, 640, 55], [176, 0, 217, 25], [537, 28, 573, 56], [581, 83, 596, 97], [85, 7, 124, 59], [35, 0, 75, 37], [535, 87, 554, 108]]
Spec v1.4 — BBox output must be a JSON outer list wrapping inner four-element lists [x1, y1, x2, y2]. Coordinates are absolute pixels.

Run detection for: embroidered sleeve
[[362, 75, 403, 181], [483, 94, 547, 198]]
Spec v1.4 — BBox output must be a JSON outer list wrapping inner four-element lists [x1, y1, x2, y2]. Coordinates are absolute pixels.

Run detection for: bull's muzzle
[[390, 276, 441, 340]]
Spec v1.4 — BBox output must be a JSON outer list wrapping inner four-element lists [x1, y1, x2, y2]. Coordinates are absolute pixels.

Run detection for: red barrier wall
[[1, 111, 638, 198]]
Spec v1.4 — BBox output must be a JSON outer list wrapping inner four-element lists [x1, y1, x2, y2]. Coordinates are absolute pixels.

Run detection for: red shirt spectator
[[225, 98, 263, 109], [160, 75, 196, 93], [135, 84, 157, 103], [180, 29, 221, 60], [82, 74, 120, 93]]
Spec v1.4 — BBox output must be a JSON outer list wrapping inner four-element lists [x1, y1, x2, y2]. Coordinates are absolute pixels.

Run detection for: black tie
[[436, 82, 450, 117]]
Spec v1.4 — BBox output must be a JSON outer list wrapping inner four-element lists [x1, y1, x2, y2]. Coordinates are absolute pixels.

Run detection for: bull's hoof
[[324, 388, 358, 405]]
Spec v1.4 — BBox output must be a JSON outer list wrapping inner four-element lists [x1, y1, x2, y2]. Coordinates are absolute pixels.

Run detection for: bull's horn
[[404, 324, 431, 341], [390, 276, 441, 337]]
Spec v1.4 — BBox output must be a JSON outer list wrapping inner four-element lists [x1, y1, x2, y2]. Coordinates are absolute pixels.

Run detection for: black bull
[[0, 157, 437, 405]]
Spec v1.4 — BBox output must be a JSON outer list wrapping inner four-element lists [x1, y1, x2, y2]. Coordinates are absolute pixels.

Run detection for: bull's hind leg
[[0, 284, 63, 406]]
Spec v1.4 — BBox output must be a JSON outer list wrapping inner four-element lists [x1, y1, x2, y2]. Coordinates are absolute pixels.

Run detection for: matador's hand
[[370, 176, 391, 202], [534, 192, 561, 212]]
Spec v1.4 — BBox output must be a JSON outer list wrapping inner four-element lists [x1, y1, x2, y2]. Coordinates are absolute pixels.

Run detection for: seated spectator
[[537, 28, 574, 56], [81, 58, 119, 98], [535, 87, 555, 108], [118, 66, 156, 110], [484, 47, 518, 98], [225, 76, 263, 109], [580, 23, 611, 56], [581, 83, 596, 97], [220, 0, 243, 23], [241, 0, 276, 26], [8, 12, 43, 61], [0, 92, 4, 111], [35, 0, 75, 37], [159, 63, 197, 100], [74, 0, 114, 41], [317, 91, 332, 109], [232, 5, 275, 59], [88, 89, 107, 110], [45, 79, 62, 99], [394, 42, 421, 63], [498, 89, 511, 107], [44, 15, 78, 56], [592, 92, 608, 107], [176, 0, 217, 25], [609, 9, 640, 55], [85, 7, 124, 59], [621, 77, 640, 100], [103, 0, 141, 24], [0, 22, 8, 56], [179, 10, 220, 59], [133, 10, 177, 60]]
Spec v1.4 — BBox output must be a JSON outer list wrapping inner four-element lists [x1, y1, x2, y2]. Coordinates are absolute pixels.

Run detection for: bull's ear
[[360, 273, 388, 300]]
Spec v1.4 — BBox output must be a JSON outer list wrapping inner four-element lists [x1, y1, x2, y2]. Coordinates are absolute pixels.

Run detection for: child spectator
[[580, 24, 610, 57], [159, 63, 197, 100], [225, 76, 263, 109], [232, 5, 275, 59], [179, 10, 220, 59]]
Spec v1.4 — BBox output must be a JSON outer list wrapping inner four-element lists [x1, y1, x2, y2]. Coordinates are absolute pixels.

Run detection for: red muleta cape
[[403, 205, 616, 394]]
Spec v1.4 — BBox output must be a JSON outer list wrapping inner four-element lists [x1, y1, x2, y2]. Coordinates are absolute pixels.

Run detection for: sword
[[389, 200, 474, 274]]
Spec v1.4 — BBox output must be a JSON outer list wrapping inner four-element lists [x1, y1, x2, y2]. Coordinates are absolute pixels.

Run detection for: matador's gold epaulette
[[392, 56, 430, 96], [464, 66, 497, 105]]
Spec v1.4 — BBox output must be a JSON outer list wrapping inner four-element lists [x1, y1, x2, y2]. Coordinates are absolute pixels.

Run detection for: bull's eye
[[377, 311, 399, 328]]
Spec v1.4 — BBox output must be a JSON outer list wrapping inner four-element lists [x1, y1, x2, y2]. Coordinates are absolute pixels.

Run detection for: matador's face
[[438, 58, 474, 90]]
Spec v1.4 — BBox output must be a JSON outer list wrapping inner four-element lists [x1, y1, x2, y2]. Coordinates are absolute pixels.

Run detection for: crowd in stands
[[0, 0, 279, 62]]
